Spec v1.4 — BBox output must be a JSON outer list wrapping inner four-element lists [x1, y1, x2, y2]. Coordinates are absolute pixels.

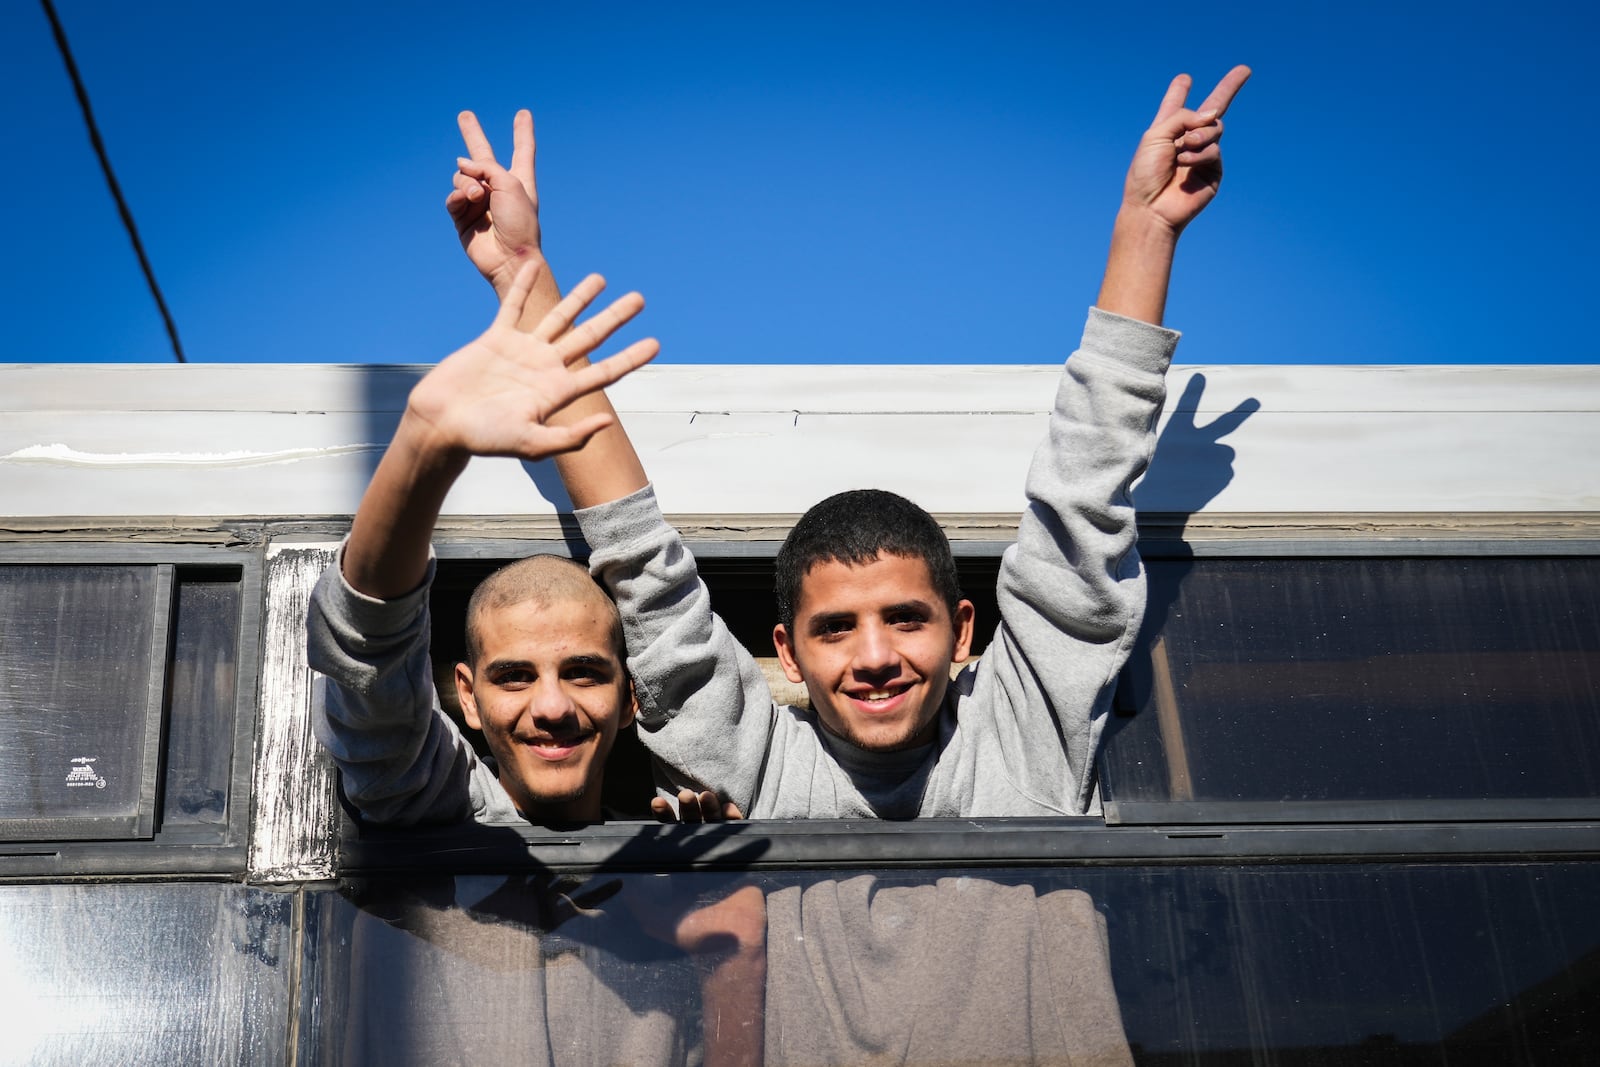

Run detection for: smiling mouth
[[846, 683, 914, 712], [522, 733, 594, 759]]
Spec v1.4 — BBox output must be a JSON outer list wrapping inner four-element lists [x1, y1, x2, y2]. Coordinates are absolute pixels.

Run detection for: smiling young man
[[446, 68, 1249, 818], [770, 489, 976, 755], [447, 554, 635, 821], [304, 264, 666, 827]]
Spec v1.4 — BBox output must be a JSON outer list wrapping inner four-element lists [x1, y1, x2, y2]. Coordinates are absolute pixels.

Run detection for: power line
[[41, 0, 188, 363]]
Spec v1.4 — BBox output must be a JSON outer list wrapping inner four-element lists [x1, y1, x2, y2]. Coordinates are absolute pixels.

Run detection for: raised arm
[[1097, 65, 1251, 325], [447, 109, 649, 509], [342, 263, 659, 598], [976, 69, 1249, 816]]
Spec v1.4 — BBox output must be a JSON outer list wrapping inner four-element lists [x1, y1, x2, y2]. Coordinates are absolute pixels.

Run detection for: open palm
[[407, 263, 658, 462]]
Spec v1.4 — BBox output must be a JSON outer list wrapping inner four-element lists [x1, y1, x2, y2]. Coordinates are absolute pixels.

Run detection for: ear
[[454, 662, 482, 730], [950, 599, 976, 664], [622, 679, 639, 730], [773, 623, 805, 683]]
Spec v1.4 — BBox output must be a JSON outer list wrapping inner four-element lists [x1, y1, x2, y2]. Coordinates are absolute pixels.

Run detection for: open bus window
[[418, 552, 1005, 821], [0, 562, 244, 843], [1102, 556, 1600, 822]]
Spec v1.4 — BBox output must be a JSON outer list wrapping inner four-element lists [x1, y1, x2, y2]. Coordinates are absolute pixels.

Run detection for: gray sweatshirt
[[577, 308, 1177, 818], [307, 558, 525, 825]]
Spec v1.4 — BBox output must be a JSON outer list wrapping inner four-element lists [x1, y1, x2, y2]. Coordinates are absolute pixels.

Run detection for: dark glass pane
[[294, 862, 1600, 1065], [0, 882, 292, 1064], [298, 872, 750, 1065], [1105, 558, 1600, 805], [161, 577, 241, 827], [0, 565, 159, 825]]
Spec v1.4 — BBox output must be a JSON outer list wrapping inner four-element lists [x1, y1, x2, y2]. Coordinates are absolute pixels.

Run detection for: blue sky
[[3, 2, 1595, 366]]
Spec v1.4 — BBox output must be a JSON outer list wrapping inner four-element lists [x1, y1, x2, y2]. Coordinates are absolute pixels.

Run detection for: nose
[[528, 676, 578, 725], [851, 620, 901, 677]]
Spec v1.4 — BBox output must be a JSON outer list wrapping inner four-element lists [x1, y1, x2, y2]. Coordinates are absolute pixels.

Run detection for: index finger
[[1195, 65, 1252, 118], [457, 110, 498, 163]]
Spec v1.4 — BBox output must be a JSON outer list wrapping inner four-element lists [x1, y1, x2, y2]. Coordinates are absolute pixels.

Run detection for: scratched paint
[[247, 543, 341, 883]]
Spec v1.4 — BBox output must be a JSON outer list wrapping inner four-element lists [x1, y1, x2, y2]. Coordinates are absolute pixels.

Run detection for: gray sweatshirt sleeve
[[575, 486, 778, 814], [305, 557, 500, 825], [983, 307, 1177, 814]]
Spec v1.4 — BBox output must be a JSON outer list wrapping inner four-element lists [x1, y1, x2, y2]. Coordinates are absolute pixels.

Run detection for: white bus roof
[[2, 363, 1596, 522]]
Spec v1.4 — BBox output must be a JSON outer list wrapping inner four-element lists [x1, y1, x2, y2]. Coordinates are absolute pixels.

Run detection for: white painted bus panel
[[3, 364, 1596, 519]]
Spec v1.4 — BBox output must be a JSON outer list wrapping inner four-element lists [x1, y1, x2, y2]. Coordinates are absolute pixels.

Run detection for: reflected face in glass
[[454, 597, 635, 823], [774, 553, 974, 752]]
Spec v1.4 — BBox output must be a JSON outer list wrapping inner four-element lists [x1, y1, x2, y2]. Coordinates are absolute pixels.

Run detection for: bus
[[2, 360, 1596, 1064]]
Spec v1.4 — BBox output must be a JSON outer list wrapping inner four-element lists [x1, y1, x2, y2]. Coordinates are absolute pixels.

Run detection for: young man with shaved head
[[304, 264, 681, 827]]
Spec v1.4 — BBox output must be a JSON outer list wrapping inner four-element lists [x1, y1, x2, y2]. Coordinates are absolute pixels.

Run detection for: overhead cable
[[41, 0, 188, 363]]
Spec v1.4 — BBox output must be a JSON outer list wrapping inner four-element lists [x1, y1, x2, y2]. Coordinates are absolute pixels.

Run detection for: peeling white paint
[[248, 545, 342, 884], [2, 443, 383, 468]]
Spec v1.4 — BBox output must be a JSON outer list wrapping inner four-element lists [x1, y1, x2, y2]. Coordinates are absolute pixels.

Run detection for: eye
[[493, 668, 534, 688], [888, 609, 928, 630], [812, 617, 854, 640], [562, 658, 618, 686]]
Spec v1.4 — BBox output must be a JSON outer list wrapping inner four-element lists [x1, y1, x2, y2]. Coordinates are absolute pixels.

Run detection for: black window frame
[[0, 542, 264, 877]]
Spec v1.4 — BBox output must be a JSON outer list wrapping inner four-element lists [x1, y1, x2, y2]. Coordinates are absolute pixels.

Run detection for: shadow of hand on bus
[[349, 818, 768, 953], [519, 458, 597, 558], [341, 824, 770, 1060], [1136, 372, 1259, 643], [1133, 372, 1260, 518], [1105, 373, 1259, 764]]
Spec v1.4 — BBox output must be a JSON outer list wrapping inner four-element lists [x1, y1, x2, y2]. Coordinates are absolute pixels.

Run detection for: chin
[[834, 716, 934, 754], [530, 780, 589, 805]]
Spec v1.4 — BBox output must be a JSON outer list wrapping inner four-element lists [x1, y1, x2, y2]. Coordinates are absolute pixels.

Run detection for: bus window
[[1103, 556, 1600, 820], [0, 564, 166, 839]]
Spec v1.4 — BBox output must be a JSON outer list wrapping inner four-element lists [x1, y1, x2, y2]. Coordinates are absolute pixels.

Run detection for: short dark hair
[[463, 554, 623, 665], [775, 489, 962, 628]]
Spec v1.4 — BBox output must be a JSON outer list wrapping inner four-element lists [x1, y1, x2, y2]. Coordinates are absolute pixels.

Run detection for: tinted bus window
[[161, 575, 242, 827], [0, 565, 162, 836], [1104, 557, 1600, 812], [290, 862, 1600, 1065]]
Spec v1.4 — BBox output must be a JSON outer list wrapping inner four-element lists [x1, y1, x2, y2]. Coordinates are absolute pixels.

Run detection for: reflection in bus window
[[0, 882, 293, 1064], [301, 872, 764, 1065], [292, 862, 1600, 1064]]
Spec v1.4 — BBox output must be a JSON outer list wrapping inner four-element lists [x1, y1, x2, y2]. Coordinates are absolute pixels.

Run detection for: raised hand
[[445, 109, 546, 296], [1122, 65, 1251, 234], [405, 262, 659, 463]]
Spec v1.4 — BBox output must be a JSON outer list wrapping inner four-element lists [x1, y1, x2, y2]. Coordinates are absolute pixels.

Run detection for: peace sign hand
[[445, 109, 546, 297], [1122, 65, 1251, 234]]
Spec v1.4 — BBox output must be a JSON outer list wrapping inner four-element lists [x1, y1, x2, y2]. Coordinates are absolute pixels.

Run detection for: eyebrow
[[562, 654, 617, 671], [805, 599, 936, 632], [485, 653, 616, 673]]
